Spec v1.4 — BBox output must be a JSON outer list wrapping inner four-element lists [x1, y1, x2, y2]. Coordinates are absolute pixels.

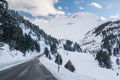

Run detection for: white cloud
[[6, 0, 65, 16], [109, 14, 120, 20], [58, 6, 62, 10], [79, 7, 84, 10], [100, 16, 107, 21], [89, 2, 102, 9]]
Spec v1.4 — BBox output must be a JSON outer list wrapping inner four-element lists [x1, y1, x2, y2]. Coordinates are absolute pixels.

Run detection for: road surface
[[0, 55, 57, 80]]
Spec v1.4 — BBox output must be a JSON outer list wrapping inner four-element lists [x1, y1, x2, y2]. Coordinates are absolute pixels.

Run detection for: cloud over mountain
[[7, 0, 65, 16]]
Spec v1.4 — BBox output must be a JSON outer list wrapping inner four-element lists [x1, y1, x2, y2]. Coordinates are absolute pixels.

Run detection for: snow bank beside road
[[40, 49, 120, 80], [0, 44, 39, 71]]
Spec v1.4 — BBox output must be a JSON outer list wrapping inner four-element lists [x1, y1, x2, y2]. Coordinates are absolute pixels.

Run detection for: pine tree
[[50, 44, 57, 54], [55, 53, 63, 72], [113, 48, 119, 56], [55, 54, 63, 65], [116, 58, 120, 65], [34, 41, 40, 52], [64, 40, 73, 51], [44, 47, 49, 57], [74, 42, 82, 52], [95, 49, 112, 69], [64, 60, 75, 72], [0, 0, 8, 14]]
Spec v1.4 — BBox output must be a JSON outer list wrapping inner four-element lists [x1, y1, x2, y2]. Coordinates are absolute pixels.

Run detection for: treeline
[[92, 20, 120, 56], [64, 40, 82, 52]]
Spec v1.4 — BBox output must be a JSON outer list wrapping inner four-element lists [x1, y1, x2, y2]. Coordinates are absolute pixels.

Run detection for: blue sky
[[7, 0, 120, 20], [55, 0, 120, 20]]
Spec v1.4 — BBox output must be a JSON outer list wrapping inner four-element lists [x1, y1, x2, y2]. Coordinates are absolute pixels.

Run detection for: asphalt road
[[0, 55, 57, 80]]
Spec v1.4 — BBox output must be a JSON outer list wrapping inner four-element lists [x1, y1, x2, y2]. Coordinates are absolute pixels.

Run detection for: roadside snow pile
[[0, 43, 39, 71], [40, 49, 120, 80]]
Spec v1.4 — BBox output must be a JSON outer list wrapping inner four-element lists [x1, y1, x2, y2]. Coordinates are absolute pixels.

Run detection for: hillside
[[81, 20, 120, 56], [41, 49, 120, 80], [0, 0, 57, 70], [0, 0, 60, 54], [0, 0, 81, 68], [0, 0, 120, 80]]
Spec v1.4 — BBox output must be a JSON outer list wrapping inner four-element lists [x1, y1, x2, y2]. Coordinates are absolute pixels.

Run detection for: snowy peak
[[49, 12, 102, 25], [67, 12, 98, 19], [35, 12, 105, 41]]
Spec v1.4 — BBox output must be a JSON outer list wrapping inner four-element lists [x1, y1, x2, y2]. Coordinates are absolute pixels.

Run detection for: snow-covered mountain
[[1, 1, 120, 80], [31, 13, 120, 80], [81, 20, 120, 56], [32, 12, 105, 41]]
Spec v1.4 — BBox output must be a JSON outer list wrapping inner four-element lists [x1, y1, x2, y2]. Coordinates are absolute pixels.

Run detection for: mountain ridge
[[32, 12, 105, 41]]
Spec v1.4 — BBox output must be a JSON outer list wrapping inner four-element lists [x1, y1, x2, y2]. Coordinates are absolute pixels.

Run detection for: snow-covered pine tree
[[64, 60, 75, 72], [116, 58, 120, 65], [55, 53, 63, 65], [95, 49, 112, 69], [44, 47, 49, 57], [50, 43, 57, 54], [0, 0, 8, 14], [55, 53, 63, 72]]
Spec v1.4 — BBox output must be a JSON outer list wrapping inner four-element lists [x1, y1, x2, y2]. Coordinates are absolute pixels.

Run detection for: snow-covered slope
[[0, 43, 39, 71], [40, 49, 120, 80], [81, 20, 120, 55], [80, 21, 120, 76], [32, 12, 105, 41]]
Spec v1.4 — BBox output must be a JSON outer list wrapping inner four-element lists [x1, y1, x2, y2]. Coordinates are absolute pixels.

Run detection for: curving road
[[0, 55, 57, 80]]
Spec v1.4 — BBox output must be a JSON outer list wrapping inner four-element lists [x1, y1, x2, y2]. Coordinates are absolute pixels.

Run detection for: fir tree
[[96, 49, 112, 69], [55, 54, 63, 65], [55, 53, 63, 72], [50, 44, 57, 54], [116, 58, 120, 65], [0, 0, 8, 14], [44, 47, 49, 57], [64, 60, 75, 72]]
